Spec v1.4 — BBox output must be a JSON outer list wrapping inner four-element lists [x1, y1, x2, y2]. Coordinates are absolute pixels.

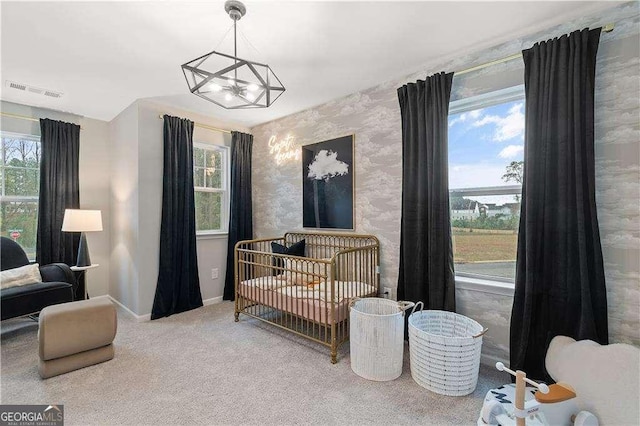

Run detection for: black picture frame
[[302, 135, 354, 230]]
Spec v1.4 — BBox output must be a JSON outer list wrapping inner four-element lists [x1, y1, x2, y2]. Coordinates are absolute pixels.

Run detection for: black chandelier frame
[[181, 0, 285, 110]]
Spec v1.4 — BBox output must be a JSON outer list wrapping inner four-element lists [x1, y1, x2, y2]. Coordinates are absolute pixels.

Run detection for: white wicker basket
[[349, 298, 414, 381], [408, 302, 487, 396]]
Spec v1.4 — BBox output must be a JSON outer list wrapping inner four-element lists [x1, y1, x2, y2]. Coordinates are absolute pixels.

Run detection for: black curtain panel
[[37, 119, 80, 266], [223, 131, 253, 301], [397, 72, 456, 312], [510, 28, 608, 380], [151, 115, 203, 320]]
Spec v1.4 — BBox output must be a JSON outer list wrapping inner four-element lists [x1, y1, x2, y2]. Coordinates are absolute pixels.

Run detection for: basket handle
[[473, 328, 489, 338], [397, 301, 415, 312], [348, 297, 361, 310], [410, 301, 424, 316]]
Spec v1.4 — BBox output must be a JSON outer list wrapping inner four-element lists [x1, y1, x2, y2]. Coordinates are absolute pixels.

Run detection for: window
[[448, 86, 525, 281], [193, 143, 229, 234], [0, 133, 41, 260]]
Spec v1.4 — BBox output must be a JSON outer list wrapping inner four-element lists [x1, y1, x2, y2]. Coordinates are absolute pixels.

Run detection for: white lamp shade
[[61, 209, 103, 232]]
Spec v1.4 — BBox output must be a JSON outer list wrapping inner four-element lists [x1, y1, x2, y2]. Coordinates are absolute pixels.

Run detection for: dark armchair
[[1, 237, 75, 320]]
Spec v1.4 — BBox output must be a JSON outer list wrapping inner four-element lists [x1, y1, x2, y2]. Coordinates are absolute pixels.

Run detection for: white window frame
[[448, 85, 525, 289], [193, 143, 230, 236], [449, 85, 524, 116]]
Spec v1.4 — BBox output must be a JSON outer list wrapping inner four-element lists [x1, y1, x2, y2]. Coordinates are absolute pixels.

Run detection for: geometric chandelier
[[181, 0, 285, 109]]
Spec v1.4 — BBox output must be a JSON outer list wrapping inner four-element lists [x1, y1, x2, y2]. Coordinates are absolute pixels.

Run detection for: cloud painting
[[307, 149, 349, 181], [302, 135, 354, 229]]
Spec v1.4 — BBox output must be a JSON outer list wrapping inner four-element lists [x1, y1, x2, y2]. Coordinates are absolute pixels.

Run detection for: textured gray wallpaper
[[251, 3, 640, 362]]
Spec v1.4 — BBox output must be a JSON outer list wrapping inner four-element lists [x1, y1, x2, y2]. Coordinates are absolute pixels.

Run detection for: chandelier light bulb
[[227, 78, 236, 86], [247, 83, 259, 92], [208, 83, 222, 92], [225, 93, 233, 101], [246, 93, 255, 101]]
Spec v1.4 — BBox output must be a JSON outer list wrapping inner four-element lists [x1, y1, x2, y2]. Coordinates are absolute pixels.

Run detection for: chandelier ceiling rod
[[232, 6, 237, 80]]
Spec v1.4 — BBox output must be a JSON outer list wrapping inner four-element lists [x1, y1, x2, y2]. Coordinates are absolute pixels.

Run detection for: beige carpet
[[1, 300, 507, 425]]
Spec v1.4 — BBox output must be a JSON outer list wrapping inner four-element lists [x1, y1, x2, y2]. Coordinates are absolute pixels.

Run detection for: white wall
[[109, 102, 139, 313], [78, 115, 111, 297], [1, 98, 246, 318], [137, 100, 249, 312], [108, 99, 248, 316], [135, 101, 162, 315], [0, 100, 111, 297]]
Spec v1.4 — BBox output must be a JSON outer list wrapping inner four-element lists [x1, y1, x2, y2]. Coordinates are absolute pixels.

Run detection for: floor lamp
[[62, 209, 103, 267]]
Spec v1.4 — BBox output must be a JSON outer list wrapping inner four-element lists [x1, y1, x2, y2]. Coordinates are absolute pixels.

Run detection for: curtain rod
[[0, 111, 84, 130], [456, 23, 614, 77], [158, 115, 231, 134]]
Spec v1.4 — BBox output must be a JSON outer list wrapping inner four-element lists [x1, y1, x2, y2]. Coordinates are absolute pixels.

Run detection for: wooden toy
[[477, 362, 599, 426]]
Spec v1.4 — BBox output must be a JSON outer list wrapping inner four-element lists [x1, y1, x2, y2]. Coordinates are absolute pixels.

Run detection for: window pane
[[205, 150, 222, 189], [451, 194, 520, 280], [448, 96, 524, 280], [193, 147, 205, 167], [449, 99, 524, 189], [0, 135, 41, 260], [0, 200, 38, 260], [2, 138, 41, 166], [194, 191, 222, 231], [194, 166, 205, 187], [4, 167, 39, 196]]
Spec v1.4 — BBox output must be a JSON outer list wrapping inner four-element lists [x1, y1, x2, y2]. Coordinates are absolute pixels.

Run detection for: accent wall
[[250, 3, 640, 363]]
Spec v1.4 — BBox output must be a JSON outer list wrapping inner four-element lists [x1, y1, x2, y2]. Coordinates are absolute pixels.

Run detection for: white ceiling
[[0, 1, 621, 127]]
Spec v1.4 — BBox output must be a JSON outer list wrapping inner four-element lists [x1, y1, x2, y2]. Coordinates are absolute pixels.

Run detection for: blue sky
[[448, 99, 525, 190]]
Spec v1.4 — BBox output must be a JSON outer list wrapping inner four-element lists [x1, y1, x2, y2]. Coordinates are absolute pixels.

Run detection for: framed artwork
[[302, 135, 354, 230]]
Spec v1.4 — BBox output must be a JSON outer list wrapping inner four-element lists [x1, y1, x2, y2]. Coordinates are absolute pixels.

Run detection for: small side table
[[70, 264, 100, 300]]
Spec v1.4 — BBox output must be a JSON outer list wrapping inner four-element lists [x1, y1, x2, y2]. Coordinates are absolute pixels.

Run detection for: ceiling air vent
[[5, 80, 63, 99], [7, 81, 27, 91]]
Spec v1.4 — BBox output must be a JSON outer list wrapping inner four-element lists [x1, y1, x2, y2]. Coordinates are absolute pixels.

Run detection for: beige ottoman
[[38, 298, 117, 379]]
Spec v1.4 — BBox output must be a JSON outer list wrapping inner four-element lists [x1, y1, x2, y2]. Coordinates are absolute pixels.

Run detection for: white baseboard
[[89, 295, 110, 301], [103, 295, 150, 322], [203, 296, 223, 306], [103, 295, 224, 323]]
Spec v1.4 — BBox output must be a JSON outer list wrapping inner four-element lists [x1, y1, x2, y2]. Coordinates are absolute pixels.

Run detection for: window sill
[[455, 275, 515, 297], [196, 232, 228, 241]]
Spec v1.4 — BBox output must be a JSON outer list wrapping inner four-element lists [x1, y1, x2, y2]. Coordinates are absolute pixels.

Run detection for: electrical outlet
[[383, 287, 392, 298], [211, 268, 219, 279]]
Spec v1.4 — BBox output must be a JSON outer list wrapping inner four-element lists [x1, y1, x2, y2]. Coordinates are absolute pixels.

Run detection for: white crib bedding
[[239, 278, 377, 323], [240, 275, 290, 290], [239, 276, 376, 303], [276, 281, 376, 303]]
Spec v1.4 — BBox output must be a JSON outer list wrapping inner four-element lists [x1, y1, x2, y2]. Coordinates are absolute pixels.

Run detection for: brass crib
[[234, 232, 380, 363]]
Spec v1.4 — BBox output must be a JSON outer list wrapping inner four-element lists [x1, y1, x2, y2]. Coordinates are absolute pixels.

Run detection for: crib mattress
[[239, 276, 376, 324]]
